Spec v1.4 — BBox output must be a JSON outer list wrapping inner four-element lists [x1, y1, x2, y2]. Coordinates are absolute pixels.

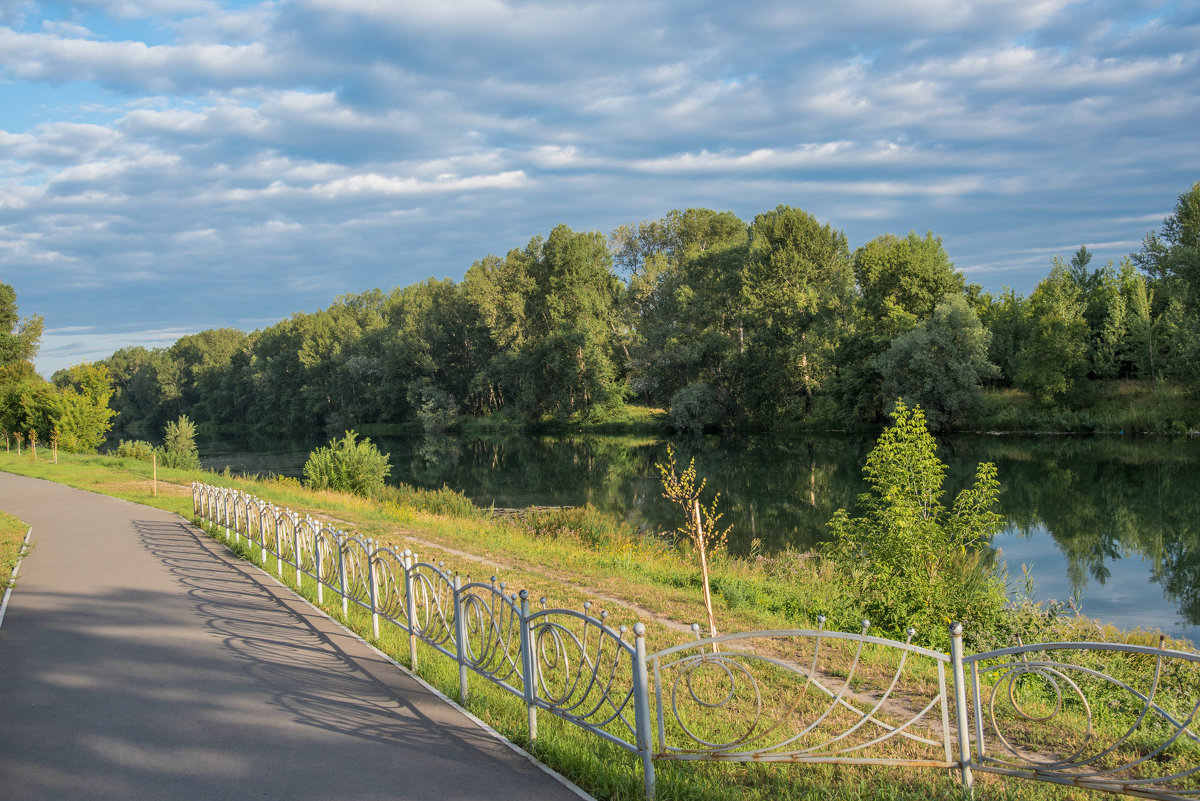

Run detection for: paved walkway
[[0, 472, 590, 801]]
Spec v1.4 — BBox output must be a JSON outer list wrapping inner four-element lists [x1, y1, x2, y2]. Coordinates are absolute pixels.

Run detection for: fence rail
[[192, 482, 1200, 800]]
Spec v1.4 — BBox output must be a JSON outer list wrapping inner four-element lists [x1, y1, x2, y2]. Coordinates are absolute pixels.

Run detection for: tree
[[827, 401, 1005, 644], [839, 231, 967, 421], [1134, 181, 1200, 305], [1015, 258, 1090, 403], [157, 414, 201, 470], [0, 281, 43, 369], [875, 296, 997, 431], [739, 205, 854, 418], [51, 363, 117, 453]]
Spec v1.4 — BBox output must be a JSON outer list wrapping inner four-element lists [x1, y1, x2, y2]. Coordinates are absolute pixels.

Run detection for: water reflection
[[199, 431, 1200, 639]]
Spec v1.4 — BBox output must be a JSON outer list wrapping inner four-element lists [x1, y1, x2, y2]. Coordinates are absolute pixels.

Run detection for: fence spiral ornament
[[456, 579, 524, 690], [964, 642, 1200, 796], [528, 603, 638, 741]]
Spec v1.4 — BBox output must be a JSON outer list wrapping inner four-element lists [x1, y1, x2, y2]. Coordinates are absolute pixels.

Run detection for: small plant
[[27, 429, 36, 459], [116, 439, 156, 461], [656, 444, 731, 649], [155, 415, 201, 470], [303, 430, 392, 497]]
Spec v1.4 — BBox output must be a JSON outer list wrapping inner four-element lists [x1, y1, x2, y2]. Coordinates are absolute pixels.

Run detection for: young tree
[[827, 402, 1005, 644]]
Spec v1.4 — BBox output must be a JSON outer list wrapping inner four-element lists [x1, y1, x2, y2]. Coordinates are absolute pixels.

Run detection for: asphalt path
[[0, 472, 591, 801]]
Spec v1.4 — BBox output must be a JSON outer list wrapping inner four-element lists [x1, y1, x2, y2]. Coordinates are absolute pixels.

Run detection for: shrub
[[303, 431, 391, 497], [115, 439, 155, 461], [826, 400, 1007, 647], [668, 382, 722, 435], [156, 415, 201, 470]]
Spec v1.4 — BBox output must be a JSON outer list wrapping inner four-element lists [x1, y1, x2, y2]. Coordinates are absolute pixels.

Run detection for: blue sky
[[1, 0, 1198, 377]]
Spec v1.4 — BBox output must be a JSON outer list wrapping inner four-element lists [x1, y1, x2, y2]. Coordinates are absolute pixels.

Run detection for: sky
[[1, 0, 1198, 377]]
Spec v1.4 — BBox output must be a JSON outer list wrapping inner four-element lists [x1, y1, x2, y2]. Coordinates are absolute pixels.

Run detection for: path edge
[[0, 526, 33, 630]]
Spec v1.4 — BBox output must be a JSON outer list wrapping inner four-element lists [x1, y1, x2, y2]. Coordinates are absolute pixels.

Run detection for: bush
[[303, 431, 391, 497], [668, 382, 722, 435], [407, 381, 459, 433], [115, 439, 155, 461], [826, 400, 1007, 647], [156, 415, 201, 470]]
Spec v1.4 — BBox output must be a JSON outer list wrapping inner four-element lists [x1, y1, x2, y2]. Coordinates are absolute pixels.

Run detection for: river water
[[198, 431, 1200, 644]]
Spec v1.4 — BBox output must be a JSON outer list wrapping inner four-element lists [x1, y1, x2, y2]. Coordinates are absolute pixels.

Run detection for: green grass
[[967, 381, 1200, 434], [2, 450, 1196, 800], [1, 508, 28, 589]]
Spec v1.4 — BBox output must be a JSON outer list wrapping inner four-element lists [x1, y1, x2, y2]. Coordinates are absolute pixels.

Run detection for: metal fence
[[192, 482, 1200, 800]]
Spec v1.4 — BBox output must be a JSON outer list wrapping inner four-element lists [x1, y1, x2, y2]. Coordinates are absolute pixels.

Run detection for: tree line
[[9, 181, 1198, 445]]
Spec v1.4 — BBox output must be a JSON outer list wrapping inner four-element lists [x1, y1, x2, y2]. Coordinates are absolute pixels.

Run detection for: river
[[198, 430, 1200, 644]]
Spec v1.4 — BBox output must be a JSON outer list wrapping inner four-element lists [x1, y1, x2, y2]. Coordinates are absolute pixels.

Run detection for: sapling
[[656, 444, 730, 653]]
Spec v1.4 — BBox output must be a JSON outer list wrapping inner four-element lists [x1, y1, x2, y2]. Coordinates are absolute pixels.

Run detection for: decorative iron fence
[[192, 482, 1200, 800]]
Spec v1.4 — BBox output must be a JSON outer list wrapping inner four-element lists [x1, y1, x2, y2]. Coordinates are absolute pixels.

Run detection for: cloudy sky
[[2, 0, 1198, 377]]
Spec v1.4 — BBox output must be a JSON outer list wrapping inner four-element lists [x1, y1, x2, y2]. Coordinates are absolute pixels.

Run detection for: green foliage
[[115, 439, 155, 461], [827, 401, 1006, 645], [156, 414, 201, 470], [668, 382, 722, 435], [875, 295, 997, 431], [1015, 258, 1090, 404], [408, 380, 459, 433], [303, 430, 392, 497]]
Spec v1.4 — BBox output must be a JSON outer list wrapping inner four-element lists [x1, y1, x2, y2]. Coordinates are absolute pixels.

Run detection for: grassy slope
[[0, 450, 1187, 801]]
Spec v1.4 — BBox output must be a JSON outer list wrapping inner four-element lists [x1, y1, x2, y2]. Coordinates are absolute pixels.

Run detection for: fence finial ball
[[950, 622, 963, 636], [633, 622, 646, 636], [519, 589, 529, 600]]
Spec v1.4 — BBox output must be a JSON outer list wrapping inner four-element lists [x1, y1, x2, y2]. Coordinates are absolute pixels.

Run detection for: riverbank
[[2, 450, 1195, 800], [0, 449, 1185, 654]]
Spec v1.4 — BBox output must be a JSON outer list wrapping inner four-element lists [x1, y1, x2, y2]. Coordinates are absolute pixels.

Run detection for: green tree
[[839, 231, 967, 421], [157, 414, 201, 470], [0, 281, 43, 369], [51, 363, 117, 453], [1134, 181, 1200, 304], [740, 205, 854, 418], [827, 402, 1005, 644], [875, 296, 997, 431], [1015, 258, 1090, 403]]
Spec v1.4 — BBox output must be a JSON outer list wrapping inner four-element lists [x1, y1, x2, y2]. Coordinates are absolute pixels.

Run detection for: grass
[[1, 449, 1197, 800], [1, 508, 28, 589], [967, 381, 1200, 434]]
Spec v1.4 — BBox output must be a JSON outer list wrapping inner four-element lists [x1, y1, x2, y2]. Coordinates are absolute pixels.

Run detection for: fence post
[[453, 573, 469, 705], [273, 508, 283, 577], [368, 539, 380, 641], [404, 550, 418, 671], [338, 530, 349, 620], [259, 505, 268, 566], [233, 492, 241, 546], [519, 590, 538, 741], [223, 490, 231, 541], [632, 622, 656, 800], [292, 512, 302, 587], [950, 622, 974, 799], [313, 519, 324, 605]]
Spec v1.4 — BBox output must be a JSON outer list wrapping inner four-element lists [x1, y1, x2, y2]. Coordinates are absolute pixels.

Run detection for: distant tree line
[[93, 181, 1200, 437]]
